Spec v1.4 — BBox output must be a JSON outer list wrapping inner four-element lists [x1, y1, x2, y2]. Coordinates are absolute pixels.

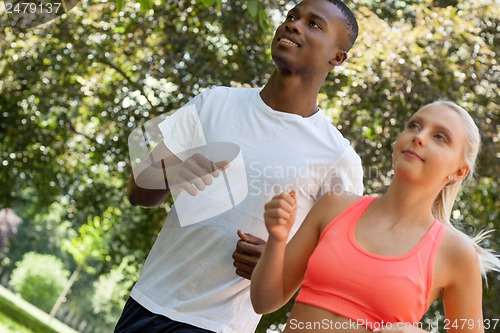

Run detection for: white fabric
[[158, 104, 207, 155], [157, 109, 248, 226], [131, 86, 364, 333]]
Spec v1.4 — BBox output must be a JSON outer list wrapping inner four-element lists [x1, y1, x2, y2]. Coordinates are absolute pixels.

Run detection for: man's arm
[[127, 175, 170, 208], [233, 231, 267, 280], [128, 141, 228, 208], [128, 141, 174, 207]]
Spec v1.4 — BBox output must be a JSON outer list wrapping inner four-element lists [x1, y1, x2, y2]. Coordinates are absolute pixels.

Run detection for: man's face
[[271, 0, 349, 75]]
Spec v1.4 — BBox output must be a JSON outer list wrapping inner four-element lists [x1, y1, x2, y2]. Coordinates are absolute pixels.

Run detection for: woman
[[250, 101, 500, 333]]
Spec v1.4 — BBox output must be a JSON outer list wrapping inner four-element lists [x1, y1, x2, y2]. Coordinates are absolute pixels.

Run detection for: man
[[115, 0, 363, 332]]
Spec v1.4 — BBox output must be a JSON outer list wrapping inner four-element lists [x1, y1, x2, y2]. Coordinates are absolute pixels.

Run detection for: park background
[[0, 0, 498, 332]]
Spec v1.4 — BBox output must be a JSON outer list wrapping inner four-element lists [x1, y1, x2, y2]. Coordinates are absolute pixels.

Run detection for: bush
[[90, 256, 138, 332], [9, 252, 69, 313]]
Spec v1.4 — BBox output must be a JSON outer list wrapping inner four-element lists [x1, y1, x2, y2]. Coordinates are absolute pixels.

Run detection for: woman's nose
[[413, 133, 425, 146]]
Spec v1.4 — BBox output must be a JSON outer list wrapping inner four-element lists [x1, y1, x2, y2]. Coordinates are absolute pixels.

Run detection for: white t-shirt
[[131, 87, 364, 333]]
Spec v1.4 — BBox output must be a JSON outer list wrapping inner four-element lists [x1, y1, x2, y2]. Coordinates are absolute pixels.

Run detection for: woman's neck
[[376, 180, 439, 227]]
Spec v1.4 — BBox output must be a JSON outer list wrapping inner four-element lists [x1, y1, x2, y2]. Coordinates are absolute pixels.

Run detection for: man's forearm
[[128, 156, 172, 207]]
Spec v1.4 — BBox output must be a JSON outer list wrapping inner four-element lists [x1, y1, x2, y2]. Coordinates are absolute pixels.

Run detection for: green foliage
[[63, 206, 119, 271], [0, 310, 35, 333], [91, 256, 140, 331], [0, 285, 78, 333], [9, 252, 70, 313], [0, 0, 498, 331], [352, 0, 425, 23], [1, 0, 274, 328], [121, 0, 271, 30]]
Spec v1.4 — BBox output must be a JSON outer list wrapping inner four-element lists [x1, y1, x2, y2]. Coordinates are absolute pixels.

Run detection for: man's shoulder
[[203, 85, 261, 96], [194, 86, 262, 110], [188, 86, 262, 117]]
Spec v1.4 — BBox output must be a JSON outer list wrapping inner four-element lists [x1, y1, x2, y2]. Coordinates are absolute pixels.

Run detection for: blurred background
[[0, 0, 498, 332]]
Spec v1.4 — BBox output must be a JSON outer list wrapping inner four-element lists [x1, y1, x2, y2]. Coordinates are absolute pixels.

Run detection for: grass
[[0, 309, 35, 333], [0, 285, 79, 333]]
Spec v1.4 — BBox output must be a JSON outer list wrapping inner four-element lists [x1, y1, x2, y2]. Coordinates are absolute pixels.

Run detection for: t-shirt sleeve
[[157, 88, 214, 159], [317, 145, 364, 198]]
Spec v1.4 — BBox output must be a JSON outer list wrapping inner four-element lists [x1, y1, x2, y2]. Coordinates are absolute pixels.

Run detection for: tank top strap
[[430, 219, 447, 239], [421, 219, 447, 250], [423, 220, 447, 309], [354, 195, 377, 210], [320, 196, 377, 241]]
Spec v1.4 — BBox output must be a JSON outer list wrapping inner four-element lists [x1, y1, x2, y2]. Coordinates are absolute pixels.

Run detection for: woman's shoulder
[[438, 227, 480, 282], [440, 228, 478, 260], [313, 192, 365, 230]]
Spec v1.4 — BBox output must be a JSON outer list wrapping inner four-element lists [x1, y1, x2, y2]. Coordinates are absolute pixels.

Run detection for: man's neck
[[259, 70, 325, 118]]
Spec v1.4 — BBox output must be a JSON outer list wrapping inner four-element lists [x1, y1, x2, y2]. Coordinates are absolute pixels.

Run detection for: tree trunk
[[49, 265, 82, 321]]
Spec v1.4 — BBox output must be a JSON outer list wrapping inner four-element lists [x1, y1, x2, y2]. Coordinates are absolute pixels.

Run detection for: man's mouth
[[278, 37, 299, 47]]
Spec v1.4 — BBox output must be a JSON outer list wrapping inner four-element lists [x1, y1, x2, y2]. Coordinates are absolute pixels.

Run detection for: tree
[[9, 252, 70, 313], [1, 0, 498, 331], [49, 206, 120, 319]]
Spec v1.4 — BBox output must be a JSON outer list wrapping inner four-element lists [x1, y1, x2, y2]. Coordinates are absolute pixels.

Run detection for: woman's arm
[[251, 191, 355, 314], [251, 191, 299, 314], [441, 234, 484, 333], [374, 232, 485, 333]]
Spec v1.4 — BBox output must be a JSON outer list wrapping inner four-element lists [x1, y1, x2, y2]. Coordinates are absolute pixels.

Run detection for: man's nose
[[286, 19, 303, 34]]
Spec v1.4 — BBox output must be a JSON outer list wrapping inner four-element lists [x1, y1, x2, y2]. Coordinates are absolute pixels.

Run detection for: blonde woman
[[251, 101, 500, 333]]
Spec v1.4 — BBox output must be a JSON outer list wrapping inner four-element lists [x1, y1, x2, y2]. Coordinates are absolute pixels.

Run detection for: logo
[[3, 0, 79, 31], [128, 105, 248, 227]]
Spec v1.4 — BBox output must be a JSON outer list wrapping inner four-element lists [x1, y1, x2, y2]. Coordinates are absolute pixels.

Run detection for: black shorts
[[114, 297, 215, 333]]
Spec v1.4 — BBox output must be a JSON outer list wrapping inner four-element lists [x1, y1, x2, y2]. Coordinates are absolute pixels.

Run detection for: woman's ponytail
[[429, 101, 500, 279]]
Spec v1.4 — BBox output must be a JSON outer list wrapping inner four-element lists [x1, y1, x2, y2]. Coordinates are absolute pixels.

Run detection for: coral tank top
[[295, 196, 446, 329]]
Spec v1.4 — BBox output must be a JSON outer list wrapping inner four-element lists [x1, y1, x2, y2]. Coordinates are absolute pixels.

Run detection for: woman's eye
[[286, 14, 295, 21], [435, 133, 447, 142], [309, 21, 320, 28], [407, 122, 419, 130]]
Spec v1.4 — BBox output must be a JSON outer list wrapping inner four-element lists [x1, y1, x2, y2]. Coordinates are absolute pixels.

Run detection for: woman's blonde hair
[[428, 100, 500, 278]]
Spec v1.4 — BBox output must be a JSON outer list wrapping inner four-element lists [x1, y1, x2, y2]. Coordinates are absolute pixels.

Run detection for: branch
[[96, 56, 156, 112]]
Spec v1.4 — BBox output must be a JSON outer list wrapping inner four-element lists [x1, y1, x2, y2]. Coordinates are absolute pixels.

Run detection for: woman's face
[[392, 104, 469, 186]]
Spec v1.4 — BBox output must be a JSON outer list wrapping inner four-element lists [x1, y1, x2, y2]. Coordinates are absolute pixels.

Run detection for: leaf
[[200, 0, 216, 7], [247, 0, 258, 18], [139, 0, 153, 10], [114, 26, 126, 34], [258, 8, 271, 31]]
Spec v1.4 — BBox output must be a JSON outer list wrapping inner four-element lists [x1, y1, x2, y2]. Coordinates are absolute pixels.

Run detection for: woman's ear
[[454, 165, 470, 181], [329, 51, 347, 66]]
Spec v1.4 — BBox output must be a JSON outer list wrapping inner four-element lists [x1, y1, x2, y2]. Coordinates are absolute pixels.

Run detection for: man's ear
[[329, 51, 347, 66]]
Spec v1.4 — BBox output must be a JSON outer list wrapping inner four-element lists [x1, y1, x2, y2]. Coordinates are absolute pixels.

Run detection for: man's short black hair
[[327, 0, 359, 51]]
